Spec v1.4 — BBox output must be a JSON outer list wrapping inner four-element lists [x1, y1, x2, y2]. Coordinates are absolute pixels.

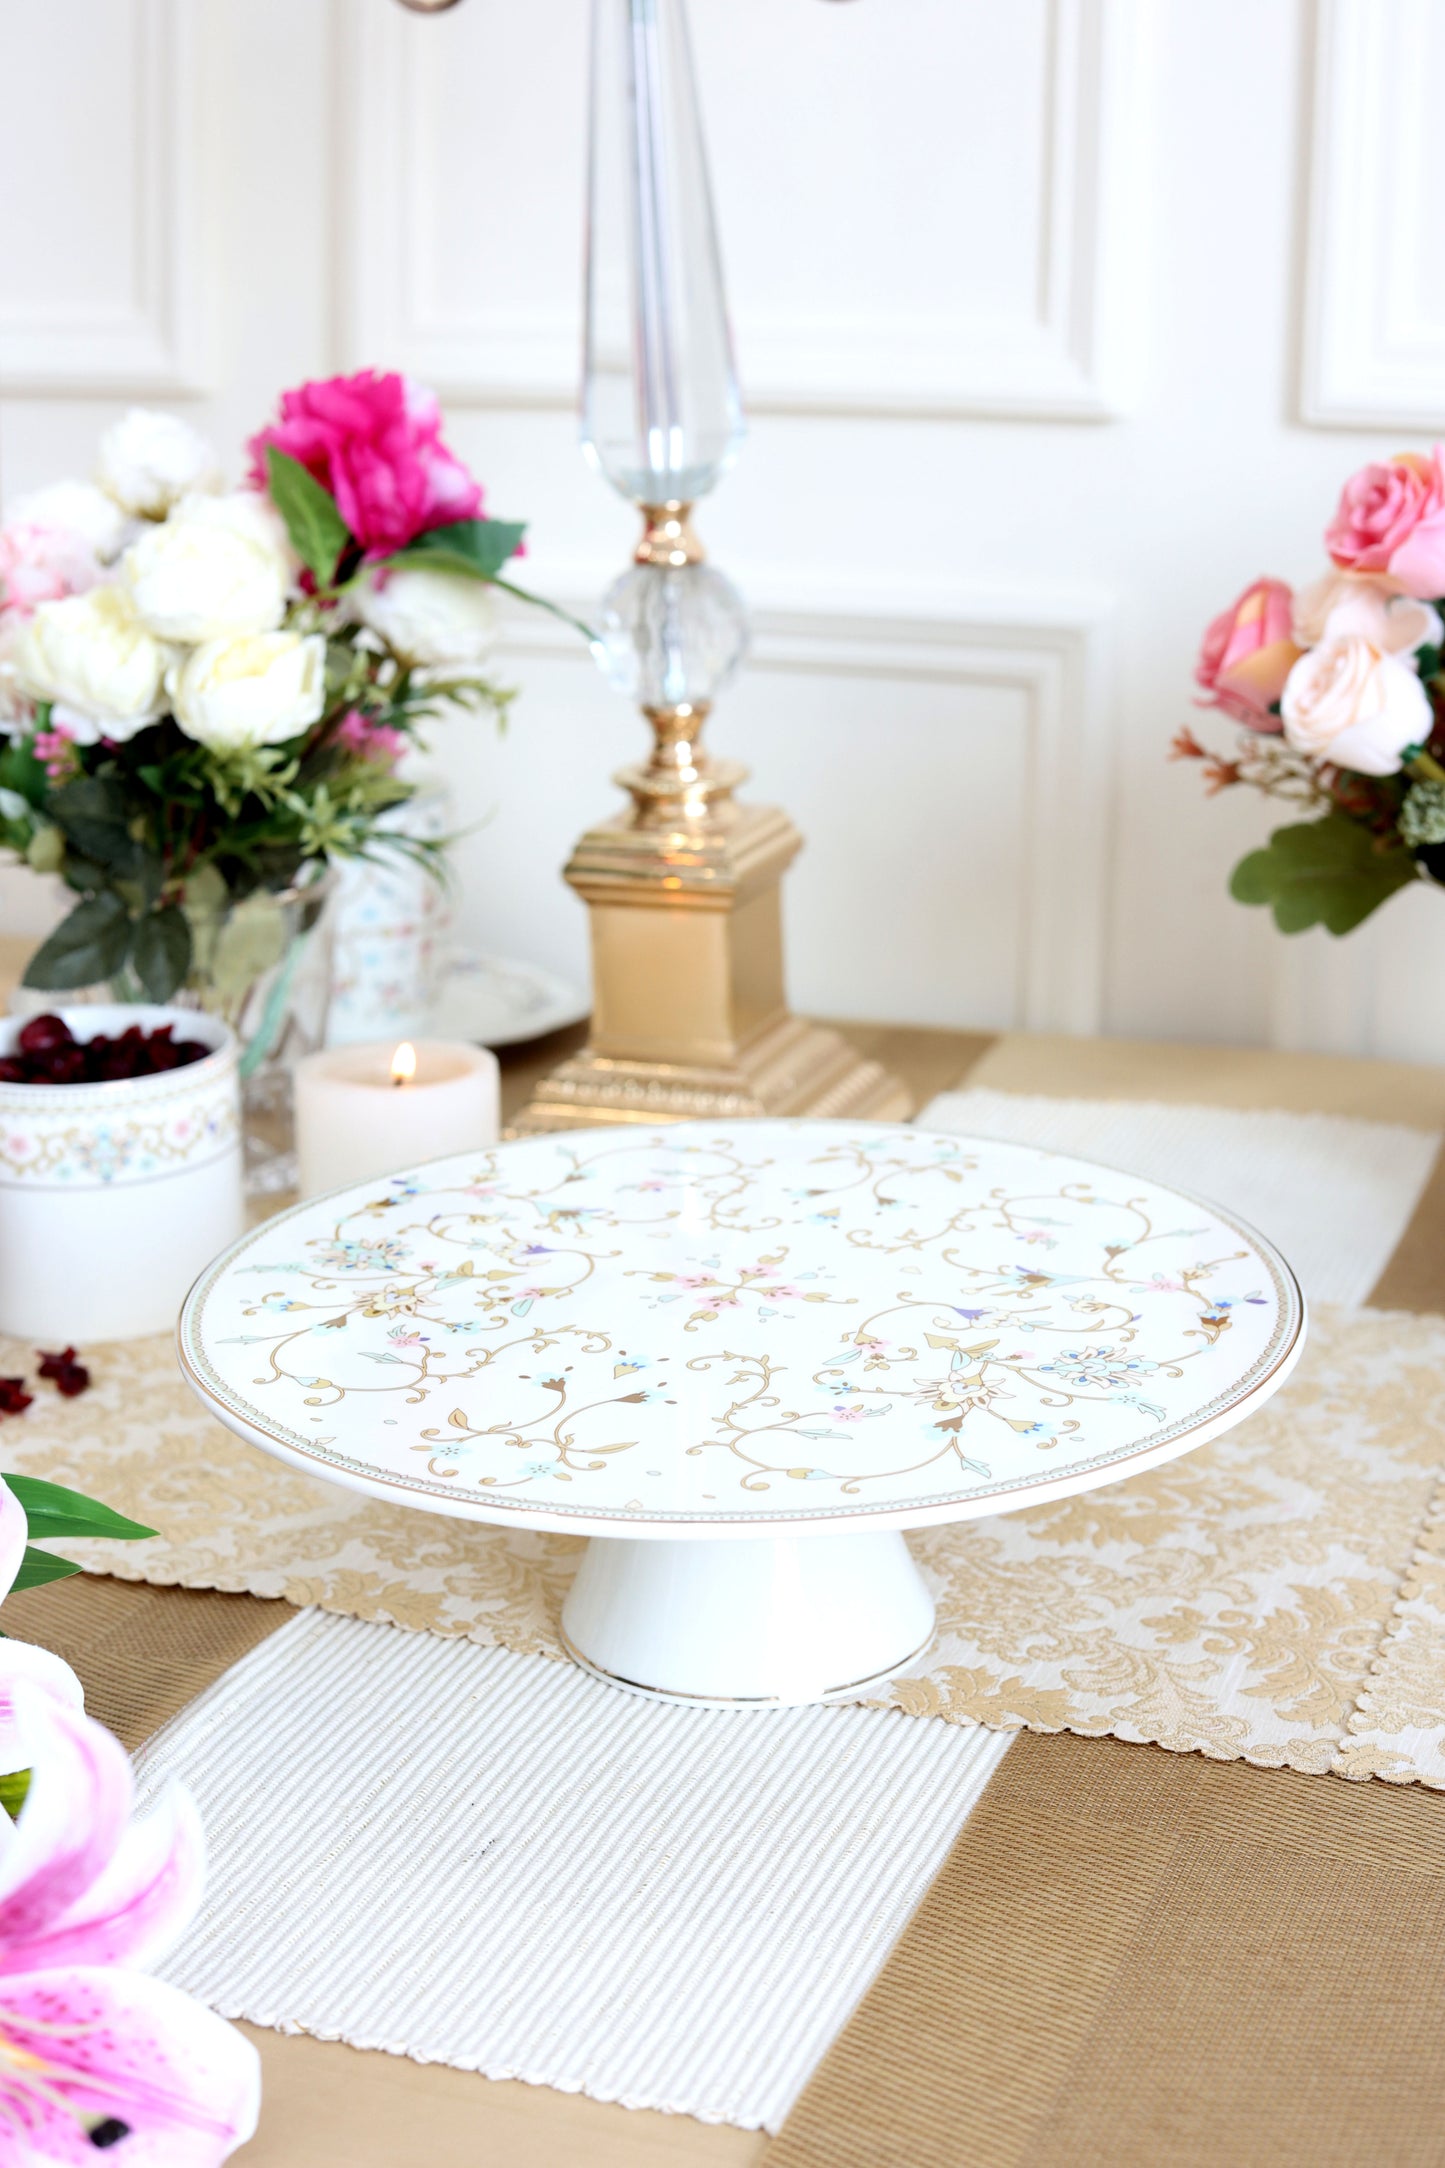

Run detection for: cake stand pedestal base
[[559, 1529, 936, 1708]]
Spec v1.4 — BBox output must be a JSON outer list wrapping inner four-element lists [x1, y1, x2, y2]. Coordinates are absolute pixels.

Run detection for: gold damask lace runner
[[6, 1298, 1445, 1787]]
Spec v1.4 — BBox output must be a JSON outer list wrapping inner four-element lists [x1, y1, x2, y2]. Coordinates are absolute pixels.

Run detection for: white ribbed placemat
[[137, 1609, 1009, 2131], [922, 1088, 1438, 1307]]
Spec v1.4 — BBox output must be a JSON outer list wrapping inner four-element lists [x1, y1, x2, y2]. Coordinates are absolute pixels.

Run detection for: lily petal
[[0, 1640, 85, 1778], [0, 1481, 27, 1605], [0, 1964, 260, 2163], [0, 1688, 130, 1948], [0, 1782, 203, 1979]]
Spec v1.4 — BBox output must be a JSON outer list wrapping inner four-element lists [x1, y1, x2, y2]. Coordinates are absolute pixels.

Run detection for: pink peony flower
[[0, 524, 99, 621], [1326, 448, 1445, 600], [0, 1681, 259, 2160], [1194, 578, 1301, 730], [334, 708, 406, 767], [247, 371, 481, 559]]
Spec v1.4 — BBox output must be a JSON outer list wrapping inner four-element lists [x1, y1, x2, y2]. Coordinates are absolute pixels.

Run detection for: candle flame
[[391, 1042, 417, 1087]]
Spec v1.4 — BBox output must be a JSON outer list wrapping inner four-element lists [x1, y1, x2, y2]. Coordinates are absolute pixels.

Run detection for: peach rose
[[1280, 636, 1430, 776], [1326, 448, 1445, 600], [1194, 578, 1301, 729]]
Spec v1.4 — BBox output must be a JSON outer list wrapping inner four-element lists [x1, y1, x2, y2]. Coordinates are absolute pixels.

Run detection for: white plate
[[180, 1119, 1305, 1541], [428, 952, 589, 1050]]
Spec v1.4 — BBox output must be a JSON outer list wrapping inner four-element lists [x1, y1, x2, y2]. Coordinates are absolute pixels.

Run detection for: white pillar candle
[[293, 1038, 500, 1199]]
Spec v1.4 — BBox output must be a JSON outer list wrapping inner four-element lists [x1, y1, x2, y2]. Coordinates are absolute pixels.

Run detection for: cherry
[[17, 1014, 74, 1054]]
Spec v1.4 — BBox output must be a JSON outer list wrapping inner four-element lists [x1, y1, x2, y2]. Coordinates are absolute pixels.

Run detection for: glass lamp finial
[[582, 0, 745, 508]]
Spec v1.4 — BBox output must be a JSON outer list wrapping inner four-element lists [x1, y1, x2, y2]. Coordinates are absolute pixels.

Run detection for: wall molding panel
[[345, 0, 1149, 424], [498, 578, 1115, 1035], [1302, 0, 1445, 431], [0, 0, 205, 398]]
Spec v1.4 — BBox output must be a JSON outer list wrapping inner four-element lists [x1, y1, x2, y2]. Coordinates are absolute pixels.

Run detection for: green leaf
[[265, 445, 352, 585], [0, 734, 46, 809], [48, 777, 142, 875], [1, 1474, 155, 1545], [208, 890, 287, 1004], [11, 1546, 83, 1593], [131, 904, 192, 1002], [22, 891, 133, 990], [390, 517, 528, 583], [182, 862, 230, 917], [24, 824, 64, 876], [1229, 812, 1417, 936], [489, 576, 598, 646], [0, 1768, 30, 1822], [61, 852, 112, 896]]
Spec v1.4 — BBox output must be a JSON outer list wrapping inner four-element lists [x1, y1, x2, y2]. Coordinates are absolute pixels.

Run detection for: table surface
[[183, 1117, 1303, 1538], [7, 929, 1445, 2168]]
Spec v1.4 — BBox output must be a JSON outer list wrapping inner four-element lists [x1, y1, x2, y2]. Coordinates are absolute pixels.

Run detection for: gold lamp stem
[[635, 502, 704, 568], [616, 506, 743, 828], [512, 497, 911, 1134]]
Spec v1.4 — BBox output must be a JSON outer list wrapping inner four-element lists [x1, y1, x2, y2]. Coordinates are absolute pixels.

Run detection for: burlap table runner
[[766, 1032, 1445, 2168], [766, 1728, 1445, 2168]]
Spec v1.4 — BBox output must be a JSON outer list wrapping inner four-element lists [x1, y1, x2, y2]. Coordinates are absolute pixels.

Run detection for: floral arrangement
[[1178, 446, 1445, 933], [0, 373, 554, 1005], [0, 1475, 257, 2159]]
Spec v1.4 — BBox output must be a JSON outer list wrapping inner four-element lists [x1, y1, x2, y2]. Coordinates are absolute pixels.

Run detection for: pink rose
[[1326, 448, 1445, 599], [248, 370, 481, 558], [1194, 578, 1301, 730]]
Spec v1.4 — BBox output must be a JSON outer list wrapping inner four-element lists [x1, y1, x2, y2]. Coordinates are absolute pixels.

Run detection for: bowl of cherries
[[0, 1005, 245, 1344], [0, 1012, 214, 1087]]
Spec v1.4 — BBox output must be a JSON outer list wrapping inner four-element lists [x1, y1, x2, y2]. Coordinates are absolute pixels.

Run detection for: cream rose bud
[[353, 563, 499, 667], [3, 481, 129, 566], [1280, 636, 1431, 776], [169, 630, 326, 753], [12, 585, 167, 742], [124, 492, 291, 643], [96, 409, 222, 518], [1292, 570, 1442, 656]]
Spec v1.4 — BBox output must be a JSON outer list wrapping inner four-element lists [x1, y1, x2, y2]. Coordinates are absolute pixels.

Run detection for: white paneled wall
[[4, 0, 1445, 1061]]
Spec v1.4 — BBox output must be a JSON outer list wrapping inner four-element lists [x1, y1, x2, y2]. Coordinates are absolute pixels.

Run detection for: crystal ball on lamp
[[595, 562, 749, 709]]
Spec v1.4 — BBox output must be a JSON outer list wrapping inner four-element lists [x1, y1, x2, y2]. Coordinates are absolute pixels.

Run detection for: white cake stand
[[178, 1120, 1305, 1707]]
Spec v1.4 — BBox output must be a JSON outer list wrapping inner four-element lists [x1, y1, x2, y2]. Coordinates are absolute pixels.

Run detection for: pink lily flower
[[0, 1481, 85, 1776], [0, 1683, 259, 2161]]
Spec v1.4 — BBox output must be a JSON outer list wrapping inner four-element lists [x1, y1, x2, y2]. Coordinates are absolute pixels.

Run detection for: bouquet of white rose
[[0, 370, 563, 1007]]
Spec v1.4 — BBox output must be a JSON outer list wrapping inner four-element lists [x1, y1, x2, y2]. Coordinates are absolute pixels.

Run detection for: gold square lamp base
[[511, 733, 911, 1135]]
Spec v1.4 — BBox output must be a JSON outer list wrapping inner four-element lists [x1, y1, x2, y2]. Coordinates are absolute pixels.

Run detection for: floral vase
[[98, 868, 333, 1196]]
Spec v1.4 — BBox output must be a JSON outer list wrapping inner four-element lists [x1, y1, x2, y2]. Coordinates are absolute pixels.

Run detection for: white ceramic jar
[[0, 1005, 244, 1344]]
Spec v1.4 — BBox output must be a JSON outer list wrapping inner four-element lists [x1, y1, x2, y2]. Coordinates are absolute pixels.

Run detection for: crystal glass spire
[[582, 0, 745, 508]]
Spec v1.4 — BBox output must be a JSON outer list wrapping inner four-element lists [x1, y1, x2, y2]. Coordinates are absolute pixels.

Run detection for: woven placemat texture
[[765, 1725, 1445, 2168], [136, 1609, 1009, 2130], [3, 1575, 289, 1750]]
